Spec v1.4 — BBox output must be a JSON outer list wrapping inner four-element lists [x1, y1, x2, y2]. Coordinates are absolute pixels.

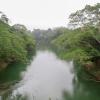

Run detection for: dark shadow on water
[[0, 62, 27, 83], [0, 62, 28, 99], [63, 62, 100, 100]]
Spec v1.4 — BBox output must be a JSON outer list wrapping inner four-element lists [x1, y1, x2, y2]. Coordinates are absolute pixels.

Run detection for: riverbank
[[0, 16, 36, 70]]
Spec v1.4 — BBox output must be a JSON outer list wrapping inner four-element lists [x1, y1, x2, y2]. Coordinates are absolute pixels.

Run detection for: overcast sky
[[0, 0, 100, 30]]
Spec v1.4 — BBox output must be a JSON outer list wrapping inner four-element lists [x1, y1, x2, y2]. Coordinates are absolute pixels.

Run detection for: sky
[[0, 0, 100, 30]]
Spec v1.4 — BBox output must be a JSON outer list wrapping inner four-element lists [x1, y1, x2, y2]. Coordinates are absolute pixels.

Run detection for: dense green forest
[[0, 12, 35, 70], [51, 3, 100, 81]]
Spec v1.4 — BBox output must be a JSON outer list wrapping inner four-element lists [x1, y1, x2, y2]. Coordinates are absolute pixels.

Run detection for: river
[[0, 50, 100, 100]]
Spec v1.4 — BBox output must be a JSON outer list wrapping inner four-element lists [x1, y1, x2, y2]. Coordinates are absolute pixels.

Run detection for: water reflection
[[10, 50, 74, 100], [63, 63, 100, 100], [2, 50, 100, 100], [0, 50, 100, 100]]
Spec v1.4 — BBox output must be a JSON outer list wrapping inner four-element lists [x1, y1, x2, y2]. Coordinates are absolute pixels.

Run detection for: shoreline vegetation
[[51, 3, 100, 81], [1, 3, 100, 82], [0, 12, 36, 70]]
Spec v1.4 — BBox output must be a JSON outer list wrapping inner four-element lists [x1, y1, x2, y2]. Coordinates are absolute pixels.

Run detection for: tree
[[0, 16, 35, 69], [0, 14, 9, 24], [68, 3, 100, 29], [12, 24, 27, 32]]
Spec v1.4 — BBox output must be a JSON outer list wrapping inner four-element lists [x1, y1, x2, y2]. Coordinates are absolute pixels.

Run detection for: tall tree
[[68, 3, 100, 29]]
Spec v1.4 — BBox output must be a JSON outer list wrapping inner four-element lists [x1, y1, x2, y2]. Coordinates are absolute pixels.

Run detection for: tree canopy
[[52, 3, 100, 65], [0, 16, 35, 69], [68, 3, 100, 29]]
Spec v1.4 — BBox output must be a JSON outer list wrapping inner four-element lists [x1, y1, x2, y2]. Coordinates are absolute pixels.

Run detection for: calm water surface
[[0, 50, 74, 100], [0, 50, 100, 100]]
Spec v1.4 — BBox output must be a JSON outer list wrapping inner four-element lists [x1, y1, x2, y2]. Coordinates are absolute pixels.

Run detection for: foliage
[[0, 19, 35, 66], [0, 12, 9, 24], [52, 26, 100, 64], [51, 3, 100, 65], [68, 3, 100, 29]]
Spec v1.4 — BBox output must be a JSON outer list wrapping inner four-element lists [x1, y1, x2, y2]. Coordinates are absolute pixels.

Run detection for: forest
[[0, 12, 35, 70]]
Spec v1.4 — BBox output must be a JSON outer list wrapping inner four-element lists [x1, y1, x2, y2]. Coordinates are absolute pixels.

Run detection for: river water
[[0, 50, 100, 100]]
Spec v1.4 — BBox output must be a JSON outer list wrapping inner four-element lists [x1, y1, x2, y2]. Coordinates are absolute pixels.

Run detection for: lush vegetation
[[68, 3, 100, 29], [0, 13, 35, 69], [51, 3, 100, 81], [52, 27, 100, 63]]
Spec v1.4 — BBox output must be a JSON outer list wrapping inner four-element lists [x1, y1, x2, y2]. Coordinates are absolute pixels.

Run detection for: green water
[[0, 50, 100, 100]]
